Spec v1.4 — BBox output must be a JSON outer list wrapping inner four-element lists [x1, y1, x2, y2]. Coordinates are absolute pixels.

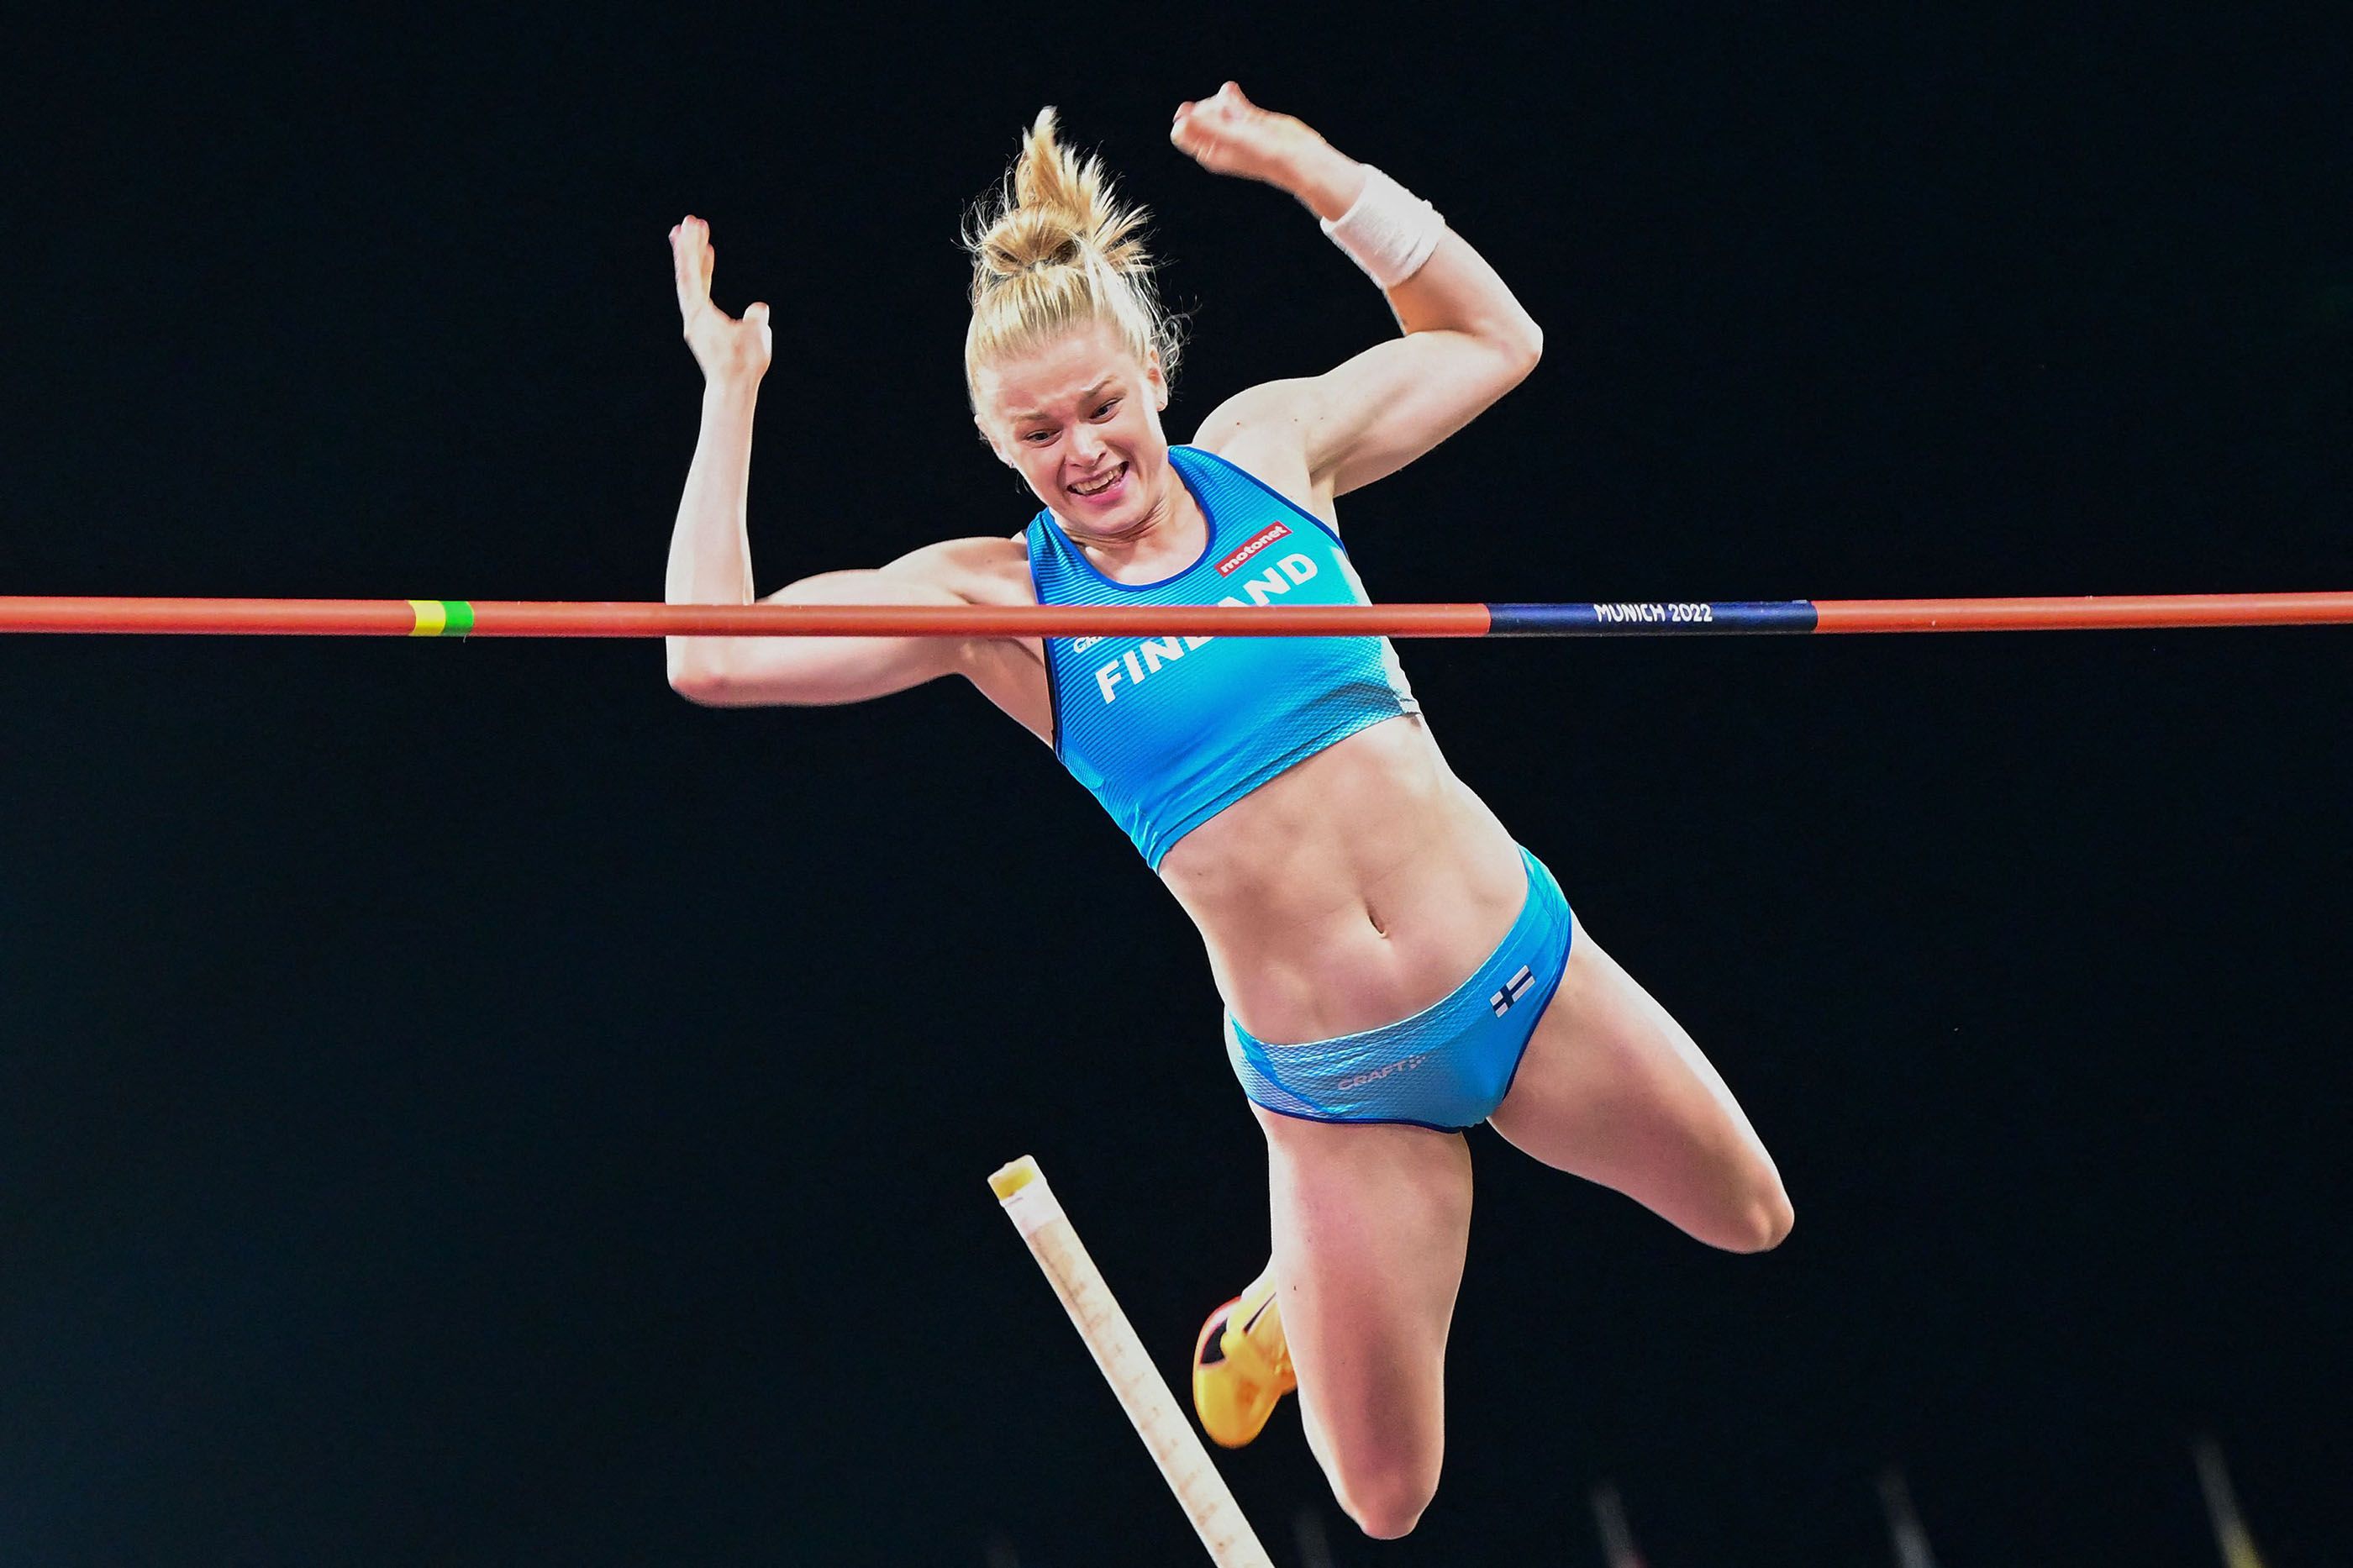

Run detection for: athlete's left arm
[[1176, 85, 1545, 497]]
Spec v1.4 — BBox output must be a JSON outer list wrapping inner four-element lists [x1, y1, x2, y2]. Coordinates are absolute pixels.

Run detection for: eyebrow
[[1010, 381, 1117, 422]]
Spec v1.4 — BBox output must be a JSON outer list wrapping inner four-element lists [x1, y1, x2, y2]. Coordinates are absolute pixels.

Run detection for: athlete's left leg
[[1487, 914, 1793, 1252]]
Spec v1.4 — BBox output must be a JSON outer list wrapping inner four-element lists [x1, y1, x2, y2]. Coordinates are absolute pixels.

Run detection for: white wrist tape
[[1319, 165, 1446, 289]]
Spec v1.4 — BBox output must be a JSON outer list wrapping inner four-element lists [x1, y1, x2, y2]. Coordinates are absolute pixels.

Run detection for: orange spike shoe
[[1191, 1269, 1296, 1449]]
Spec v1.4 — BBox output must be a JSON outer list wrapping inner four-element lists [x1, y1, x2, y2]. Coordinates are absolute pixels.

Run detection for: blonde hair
[[962, 108, 1182, 410]]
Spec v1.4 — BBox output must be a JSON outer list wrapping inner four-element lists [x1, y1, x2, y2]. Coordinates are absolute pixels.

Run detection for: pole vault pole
[[988, 1157, 1274, 1568]]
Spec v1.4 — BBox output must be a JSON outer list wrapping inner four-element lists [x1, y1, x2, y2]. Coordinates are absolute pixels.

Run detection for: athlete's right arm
[[661, 216, 977, 708], [668, 540, 991, 708]]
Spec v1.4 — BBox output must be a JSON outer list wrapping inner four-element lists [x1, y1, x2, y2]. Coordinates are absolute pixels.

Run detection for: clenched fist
[[1170, 82, 1329, 188]]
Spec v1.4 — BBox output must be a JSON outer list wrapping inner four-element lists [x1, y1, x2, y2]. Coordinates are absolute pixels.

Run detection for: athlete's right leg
[[1251, 1103, 1472, 1539]]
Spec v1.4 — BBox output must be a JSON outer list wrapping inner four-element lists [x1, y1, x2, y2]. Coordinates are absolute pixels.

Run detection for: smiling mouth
[[1070, 463, 1126, 497]]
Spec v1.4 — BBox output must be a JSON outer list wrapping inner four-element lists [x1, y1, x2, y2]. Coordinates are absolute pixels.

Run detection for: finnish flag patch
[[1490, 964, 1535, 1017]]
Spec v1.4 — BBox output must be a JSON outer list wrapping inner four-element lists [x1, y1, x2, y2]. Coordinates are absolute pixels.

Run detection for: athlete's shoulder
[[1190, 377, 1316, 457], [889, 534, 1035, 605], [1180, 413, 1340, 534]]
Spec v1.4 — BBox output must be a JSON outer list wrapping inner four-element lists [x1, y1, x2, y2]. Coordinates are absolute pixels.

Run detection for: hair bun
[[976, 208, 1085, 282], [966, 108, 1150, 283], [961, 108, 1184, 409]]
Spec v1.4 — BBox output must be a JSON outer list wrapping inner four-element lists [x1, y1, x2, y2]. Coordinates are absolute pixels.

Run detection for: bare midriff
[[1156, 713, 1531, 1044]]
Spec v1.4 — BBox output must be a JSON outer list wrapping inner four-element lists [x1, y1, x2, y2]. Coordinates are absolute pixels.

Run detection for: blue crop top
[[1024, 445, 1419, 868]]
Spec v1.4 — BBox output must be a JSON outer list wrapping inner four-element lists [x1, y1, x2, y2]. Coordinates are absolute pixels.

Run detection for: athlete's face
[[975, 320, 1172, 537]]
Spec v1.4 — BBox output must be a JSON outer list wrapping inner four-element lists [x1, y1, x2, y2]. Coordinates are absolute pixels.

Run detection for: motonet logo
[[1215, 522, 1292, 576]]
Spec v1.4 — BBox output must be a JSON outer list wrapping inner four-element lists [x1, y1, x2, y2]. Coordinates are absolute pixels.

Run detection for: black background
[[5, 5, 2349, 1565]]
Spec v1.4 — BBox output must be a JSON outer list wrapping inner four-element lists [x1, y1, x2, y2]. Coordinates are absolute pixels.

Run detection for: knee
[[1333, 1460, 1440, 1539], [1724, 1184, 1794, 1254]]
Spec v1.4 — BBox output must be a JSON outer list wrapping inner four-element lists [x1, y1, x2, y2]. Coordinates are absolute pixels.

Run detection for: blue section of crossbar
[[1484, 601, 1820, 636]]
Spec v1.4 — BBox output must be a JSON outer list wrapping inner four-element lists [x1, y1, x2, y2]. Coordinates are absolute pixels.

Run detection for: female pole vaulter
[[661, 83, 1791, 1539]]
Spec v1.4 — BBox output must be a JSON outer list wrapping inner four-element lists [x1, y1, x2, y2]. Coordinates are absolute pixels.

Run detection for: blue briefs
[[1222, 845, 1574, 1132]]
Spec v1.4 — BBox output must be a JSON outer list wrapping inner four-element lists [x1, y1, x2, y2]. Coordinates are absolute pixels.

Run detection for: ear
[[975, 413, 1014, 467], [1143, 348, 1170, 411]]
